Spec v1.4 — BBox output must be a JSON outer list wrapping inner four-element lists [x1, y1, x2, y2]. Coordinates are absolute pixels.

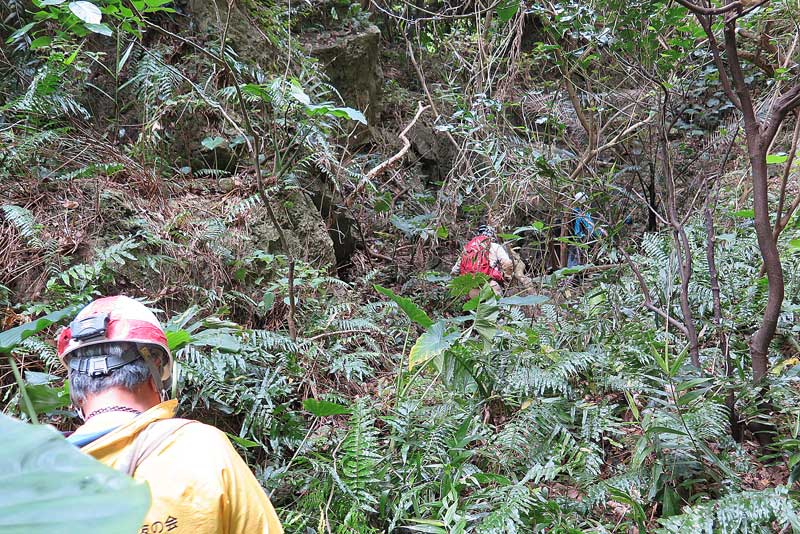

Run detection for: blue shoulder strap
[[67, 426, 119, 448]]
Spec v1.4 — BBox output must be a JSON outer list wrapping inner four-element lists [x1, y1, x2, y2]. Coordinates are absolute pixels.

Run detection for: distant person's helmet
[[56, 296, 173, 391], [574, 191, 589, 204], [477, 224, 497, 239]]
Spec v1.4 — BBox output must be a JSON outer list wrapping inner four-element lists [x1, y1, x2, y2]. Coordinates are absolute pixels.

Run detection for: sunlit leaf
[[408, 321, 458, 370], [69, 1, 102, 24], [303, 398, 350, 417], [766, 153, 788, 165], [6, 23, 35, 44], [84, 23, 112, 36], [164, 329, 191, 352]]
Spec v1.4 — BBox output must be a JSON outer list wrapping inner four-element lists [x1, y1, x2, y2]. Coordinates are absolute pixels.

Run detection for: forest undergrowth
[[3, 0, 800, 532]]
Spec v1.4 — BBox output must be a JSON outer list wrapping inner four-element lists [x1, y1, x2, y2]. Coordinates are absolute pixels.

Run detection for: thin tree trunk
[[705, 132, 740, 440], [648, 163, 658, 232], [659, 90, 700, 366], [722, 22, 783, 383]]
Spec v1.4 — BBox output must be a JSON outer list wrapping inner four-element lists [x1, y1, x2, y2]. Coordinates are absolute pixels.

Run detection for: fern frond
[[657, 486, 800, 534], [1, 204, 42, 248]]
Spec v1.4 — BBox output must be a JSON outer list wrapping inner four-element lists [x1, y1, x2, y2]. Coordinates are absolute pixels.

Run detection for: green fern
[[49, 236, 140, 292], [474, 482, 538, 534], [657, 486, 800, 534], [1, 204, 42, 248], [337, 401, 383, 511]]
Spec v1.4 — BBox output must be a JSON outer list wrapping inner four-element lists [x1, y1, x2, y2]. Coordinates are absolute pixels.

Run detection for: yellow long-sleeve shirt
[[74, 400, 283, 534]]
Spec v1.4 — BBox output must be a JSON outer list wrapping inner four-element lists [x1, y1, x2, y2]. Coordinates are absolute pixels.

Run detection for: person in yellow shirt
[[57, 295, 283, 534]]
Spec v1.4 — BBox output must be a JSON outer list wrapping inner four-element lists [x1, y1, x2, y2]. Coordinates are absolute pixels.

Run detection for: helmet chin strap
[[143, 359, 169, 399]]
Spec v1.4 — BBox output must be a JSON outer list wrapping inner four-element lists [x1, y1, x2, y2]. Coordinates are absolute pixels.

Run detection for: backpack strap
[[116, 418, 197, 476]]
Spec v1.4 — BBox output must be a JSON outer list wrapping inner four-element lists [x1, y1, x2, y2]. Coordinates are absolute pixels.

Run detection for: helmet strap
[[69, 345, 142, 377]]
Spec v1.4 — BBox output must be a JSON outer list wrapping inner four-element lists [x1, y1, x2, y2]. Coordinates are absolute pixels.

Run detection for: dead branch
[[347, 102, 430, 207], [774, 113, 800, 236], [621, 249, 690, 337], [367, 102, 429, 179]]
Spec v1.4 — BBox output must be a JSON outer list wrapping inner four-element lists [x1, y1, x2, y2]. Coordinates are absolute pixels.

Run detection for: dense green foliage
[[3, 0, 800, 532]]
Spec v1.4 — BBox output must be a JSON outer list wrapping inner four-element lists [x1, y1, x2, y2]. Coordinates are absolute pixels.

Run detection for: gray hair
[[69, 343, 152, 405]]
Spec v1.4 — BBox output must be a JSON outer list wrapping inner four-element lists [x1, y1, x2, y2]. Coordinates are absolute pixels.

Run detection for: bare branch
[[673, 0, 745, 15], [346, 102, 430, 205], [622, 249, 689, 336], [762, 84, 800, 147]]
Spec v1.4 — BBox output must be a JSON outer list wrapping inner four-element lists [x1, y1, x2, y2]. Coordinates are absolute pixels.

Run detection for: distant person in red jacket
[[451, 225, 514, 298]]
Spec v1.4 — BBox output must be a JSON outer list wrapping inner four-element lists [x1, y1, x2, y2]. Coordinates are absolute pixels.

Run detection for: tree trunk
[[748, 146, 783, 383]]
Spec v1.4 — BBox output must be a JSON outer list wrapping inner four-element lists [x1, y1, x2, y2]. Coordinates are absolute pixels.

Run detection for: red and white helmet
[[57, 296, 173, 391]]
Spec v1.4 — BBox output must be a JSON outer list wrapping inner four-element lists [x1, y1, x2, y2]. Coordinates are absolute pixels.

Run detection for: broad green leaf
[[241, 83, 271, 101], [514, 222, 546, 234], [226, 433, 260, 448], [374, 285, 433, 328], [29, 37, 52, 50], [498, 295, 549, 306], [69, 1, 102, 24], [553, 264, 590, 277], [624, 390, 640, 422], [677, 388, 704, 407], [462, 293, 480, 312], [373, 192, 391, 213], [733, 209, 754, 218], [675, 377, 713, 391], [449, 273, 489, 298], [403, 519, 447, 534], [191, 329, 241, 352], [0, 413, 150, 533], [650, 344, 669, 375], [473, 287, 499, 340], [496, 0, 519, 22], [84, 22, 112, 36], [164, 329, 191, 352], [289, 82, 311, 105], [498, 233, 521, 241], [303, 398, 350, 417], [661, 486, 680, 518], [789, 238, 800, 250], [669, 345, 689, 376], [766, 153, 788, 164], [64, 45, 81, 65], [305, 104, 368, 125], [261, 292, 275, 312], [201, 136, 226, 150], [0, 306, 78, 354], [408, 321, 458, 370], [338, 106, 367, 124], [25, 383, 70, 413]]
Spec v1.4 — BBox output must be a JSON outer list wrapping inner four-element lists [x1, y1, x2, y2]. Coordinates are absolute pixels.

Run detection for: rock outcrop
[[303, 23, 383, 141]]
